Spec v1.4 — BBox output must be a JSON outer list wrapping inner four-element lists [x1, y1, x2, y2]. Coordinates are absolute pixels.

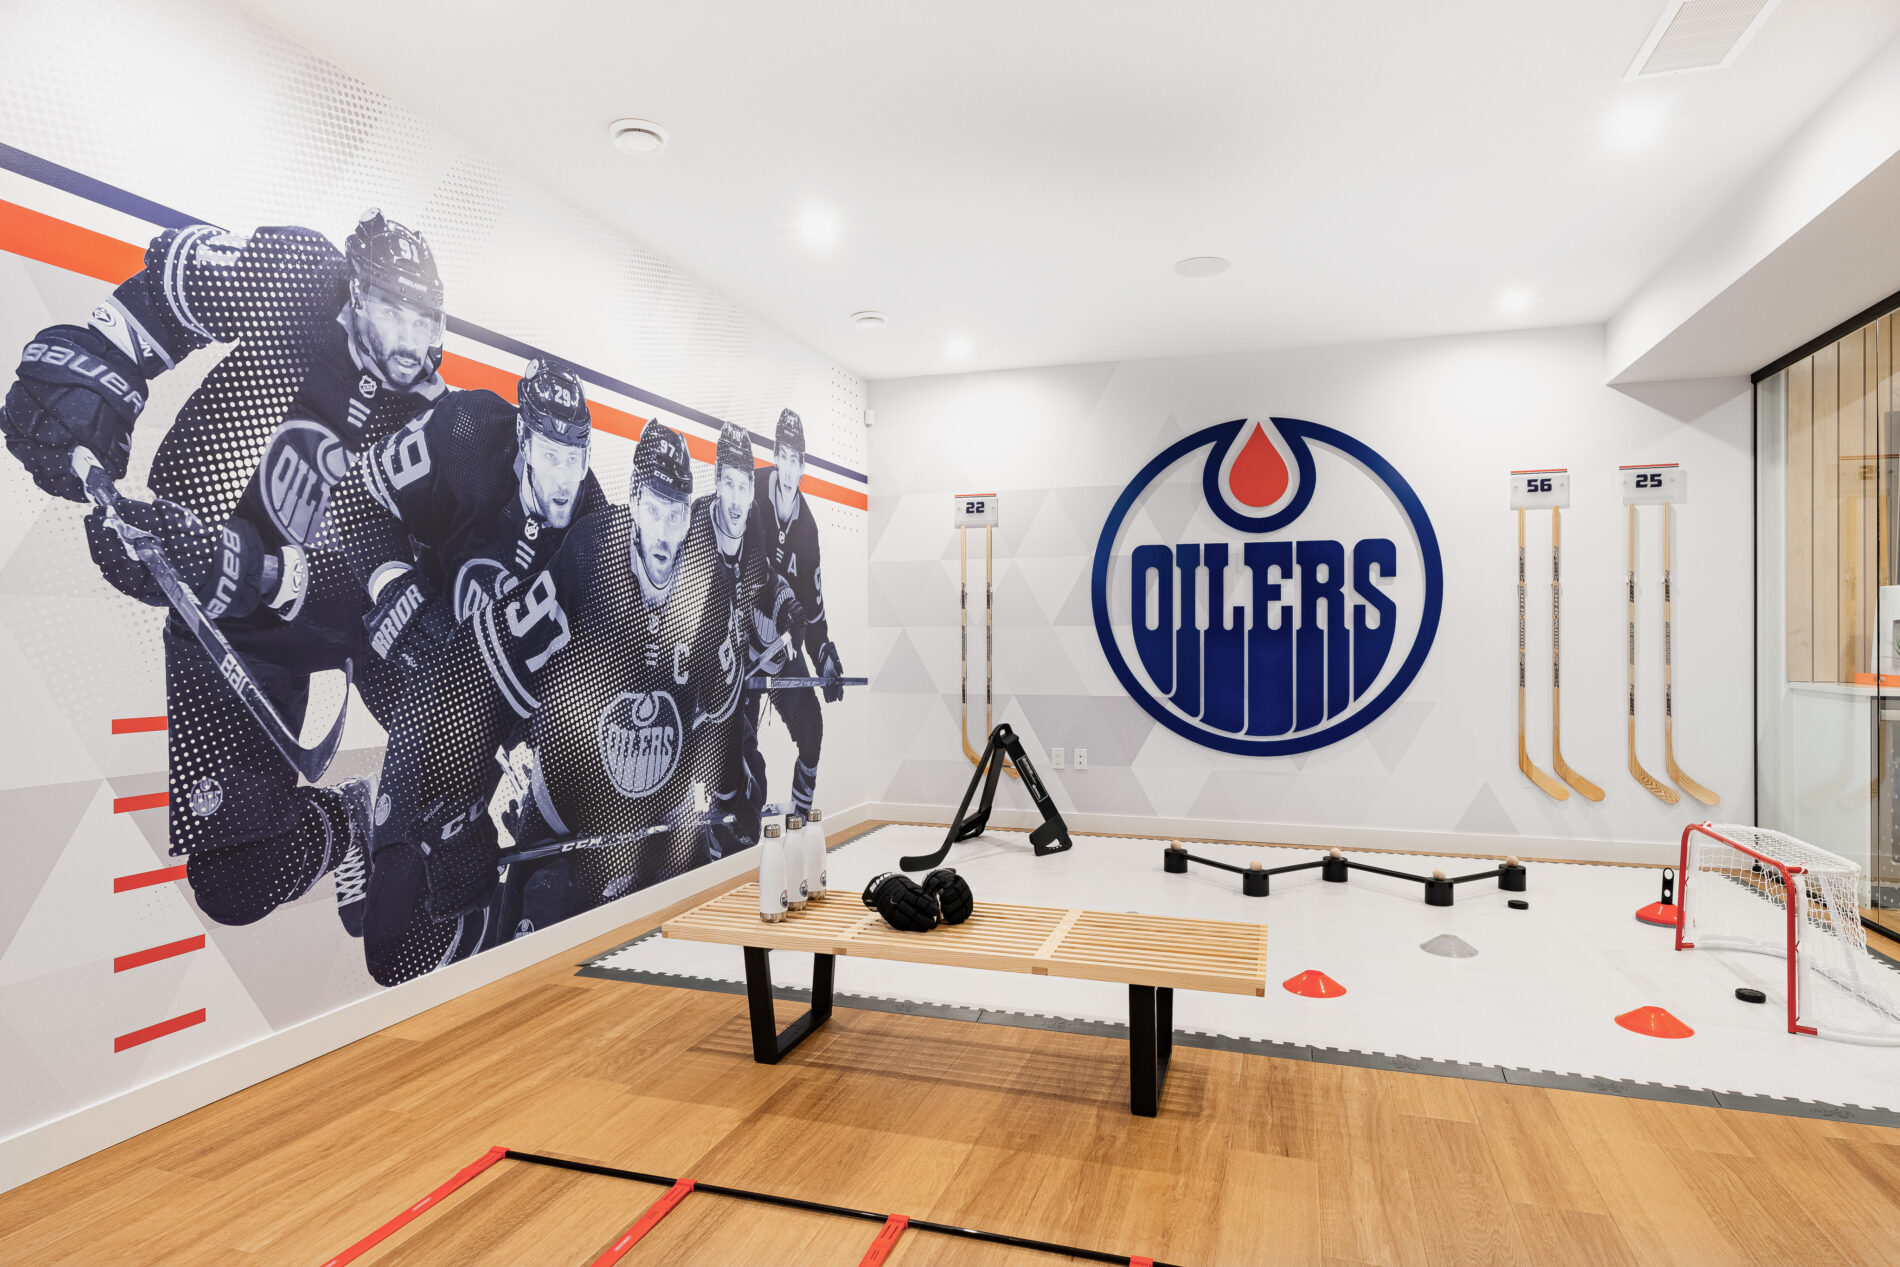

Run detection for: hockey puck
[[1508, 899, 1528, 910], [1735, 987, 1766, 1004]]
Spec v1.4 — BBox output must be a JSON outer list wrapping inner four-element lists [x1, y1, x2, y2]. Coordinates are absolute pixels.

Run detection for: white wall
[[867, 325, 1752, 861]]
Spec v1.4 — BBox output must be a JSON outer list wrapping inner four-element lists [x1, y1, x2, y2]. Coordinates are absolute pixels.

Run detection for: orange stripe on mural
[[114, 934, 205, 973], [114, 1008, 205, 1053], [111, 715, 168, 734], [114, 865, 188, 893], [0, 199, 142, 284], [113, 791, 168, 813]]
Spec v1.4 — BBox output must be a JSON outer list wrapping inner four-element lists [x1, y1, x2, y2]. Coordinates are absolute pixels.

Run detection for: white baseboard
[[860, 802, 1682, 866], [0, 801, 877, 1195]]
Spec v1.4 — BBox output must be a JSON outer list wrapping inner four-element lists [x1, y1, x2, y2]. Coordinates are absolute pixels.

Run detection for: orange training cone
[[1615, 1006, 1693, 1039], [1283, 970, 1346, 998], [1635, 901, 1679, 927]]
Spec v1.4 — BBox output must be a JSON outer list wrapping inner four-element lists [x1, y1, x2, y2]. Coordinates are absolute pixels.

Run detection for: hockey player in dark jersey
[[497, 421, 750, 920], [739, 408, 846, 818], [0, 210, 446, 934], [695, 421, 804, 859], [338, 360, 606, 983]]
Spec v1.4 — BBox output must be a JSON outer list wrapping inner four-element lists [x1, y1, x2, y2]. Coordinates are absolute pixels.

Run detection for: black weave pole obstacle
[[1163, 841, 1527, 906], [502, 1150, 1181, 1265], [902, 722, 1073, 870]]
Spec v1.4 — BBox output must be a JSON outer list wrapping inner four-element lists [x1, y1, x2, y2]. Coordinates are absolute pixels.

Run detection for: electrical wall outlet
[[1074, 748, 1089, 771], [1049, 747, 1065, 769]]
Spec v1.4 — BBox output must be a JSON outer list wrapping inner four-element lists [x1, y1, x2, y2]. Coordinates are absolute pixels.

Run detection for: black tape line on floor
[[502, 1150, 1178, 1266]]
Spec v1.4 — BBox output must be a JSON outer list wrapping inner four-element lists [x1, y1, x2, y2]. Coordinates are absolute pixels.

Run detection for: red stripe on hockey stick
[[589, 1178, 695, 1265], [114, 1008, 205, 1052], [318, 1145, 509, 1267], [115, 865, 188, 892], [113, 792, 168, 813], [857, 1214, 909, 1266], [113, 934, 204, 972], [1131, 1258, 1155, 1266], [0, 198, 146, 284], [112, 716, 168, 733]]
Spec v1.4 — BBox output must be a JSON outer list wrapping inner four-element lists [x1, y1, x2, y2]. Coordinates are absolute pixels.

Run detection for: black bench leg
[[743, 946, 835, 1064], [1129, 984, 1174, 1116]]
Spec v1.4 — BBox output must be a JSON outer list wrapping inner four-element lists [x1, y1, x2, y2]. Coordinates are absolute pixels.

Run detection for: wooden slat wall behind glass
[[1786, 357, 1812, 682], [1814, 341, 1841, 683]]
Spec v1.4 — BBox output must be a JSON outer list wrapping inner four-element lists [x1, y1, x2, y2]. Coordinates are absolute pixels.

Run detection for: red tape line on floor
[[318, 1145, 508, 1267], [590, 1178, 695, 1265], [858, 1214, 908, 1266]]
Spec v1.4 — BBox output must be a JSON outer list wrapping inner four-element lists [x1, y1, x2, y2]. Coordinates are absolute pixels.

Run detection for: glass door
[[1756, 310, 1897, 937]]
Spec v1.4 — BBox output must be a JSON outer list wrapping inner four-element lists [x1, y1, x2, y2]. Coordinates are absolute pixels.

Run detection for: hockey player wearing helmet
[[740, 407, 844, 818], [0, 209, 448, 938], [322, 360, 608, 979], [696, 422, 804, 857], [477, 421, 746, 927]]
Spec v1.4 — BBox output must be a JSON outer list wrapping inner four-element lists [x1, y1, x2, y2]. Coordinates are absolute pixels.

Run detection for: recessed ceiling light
[[1174, 256, 1230, 278], [608, 118, 668, 156], [852, 311, 887, 329], [1605, 102, 1665, 150], [1499, 289, 1532, 313], [796, 206, 841, 250], [947, 337, 971, 359]]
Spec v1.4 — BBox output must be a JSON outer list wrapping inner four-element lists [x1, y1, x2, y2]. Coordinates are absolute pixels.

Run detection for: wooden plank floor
[[6, 850, 1900, 1264]]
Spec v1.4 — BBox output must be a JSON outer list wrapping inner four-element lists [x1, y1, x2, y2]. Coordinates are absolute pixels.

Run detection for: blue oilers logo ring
[[597, 690, 683, 797], [1092, 417, 1442, 756]]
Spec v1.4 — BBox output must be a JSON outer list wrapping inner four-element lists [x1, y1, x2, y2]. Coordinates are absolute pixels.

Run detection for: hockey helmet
[[632, 422, 693, 503], [774, 407, 805, 456], [518, 358, 591, 446], [345, 209, 444, 318], [715, 421, 754, 474]]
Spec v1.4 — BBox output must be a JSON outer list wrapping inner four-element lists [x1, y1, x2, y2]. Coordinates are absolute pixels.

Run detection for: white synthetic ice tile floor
[[595, 825, 1900, 1111]]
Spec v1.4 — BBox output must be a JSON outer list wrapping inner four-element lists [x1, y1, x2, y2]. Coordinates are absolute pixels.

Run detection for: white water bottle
[[758, 822, 788, 922], [786, 814, 810, 910], [806, 807, 827, 899]]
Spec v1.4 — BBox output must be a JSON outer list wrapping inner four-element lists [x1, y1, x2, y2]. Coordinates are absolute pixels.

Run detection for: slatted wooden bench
[[661, 883, 1269, 1116]]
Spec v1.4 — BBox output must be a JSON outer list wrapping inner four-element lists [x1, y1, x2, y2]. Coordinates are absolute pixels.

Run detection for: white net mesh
[[1681, 824, 1900, 1043]]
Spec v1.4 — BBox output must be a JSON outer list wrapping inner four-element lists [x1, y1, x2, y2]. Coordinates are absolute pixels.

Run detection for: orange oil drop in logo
[[1227, 421, 1289, 509]]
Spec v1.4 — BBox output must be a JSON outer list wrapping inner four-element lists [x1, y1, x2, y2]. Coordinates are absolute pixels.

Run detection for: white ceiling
[[239, 0, 1900, 381]]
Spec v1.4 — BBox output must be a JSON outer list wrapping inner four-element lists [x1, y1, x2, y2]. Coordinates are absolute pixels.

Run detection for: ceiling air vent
[[1626, 0, 1781, 79]]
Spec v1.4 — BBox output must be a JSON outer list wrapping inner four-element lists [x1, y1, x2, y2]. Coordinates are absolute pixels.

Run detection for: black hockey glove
[[85, 501, 296, 620], [862, 871, 939, 932], [81, 496, 210, 608], [2, 325, 147, 503], [364, 567, 455, 668], [419, 802, 501, 919], [816, 640, 846, 702], [923, 868, 974, 925]]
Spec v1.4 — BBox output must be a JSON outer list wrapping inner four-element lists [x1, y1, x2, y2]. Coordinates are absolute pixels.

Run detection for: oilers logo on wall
[[1092, 418, 1442, 755]]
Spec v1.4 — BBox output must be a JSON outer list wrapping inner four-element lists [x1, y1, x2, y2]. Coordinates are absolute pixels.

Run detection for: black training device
[[901, 723, 1072, 870]]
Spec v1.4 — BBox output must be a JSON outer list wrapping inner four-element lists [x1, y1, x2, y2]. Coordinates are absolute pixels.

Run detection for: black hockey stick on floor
[[901, 722, 1071, 871], [73, 446, 349, 782]]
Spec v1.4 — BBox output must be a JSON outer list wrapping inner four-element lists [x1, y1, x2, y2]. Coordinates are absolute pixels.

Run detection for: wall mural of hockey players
[[0, 208, 853, 991]]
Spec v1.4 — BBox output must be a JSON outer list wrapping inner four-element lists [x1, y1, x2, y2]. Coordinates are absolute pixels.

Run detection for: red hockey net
[[1677, 823, 1900, 1044]]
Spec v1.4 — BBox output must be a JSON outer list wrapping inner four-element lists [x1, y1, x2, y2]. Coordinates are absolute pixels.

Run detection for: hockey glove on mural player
[[82, 496, 294, 620], [816, 639, 845, 702], [2, 325, 146, 502]]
